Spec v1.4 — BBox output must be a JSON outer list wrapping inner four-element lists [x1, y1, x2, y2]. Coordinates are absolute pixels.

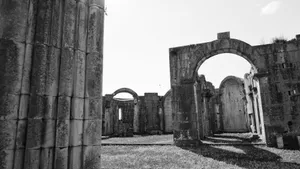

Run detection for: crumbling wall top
[[217, 31, 230, 40]]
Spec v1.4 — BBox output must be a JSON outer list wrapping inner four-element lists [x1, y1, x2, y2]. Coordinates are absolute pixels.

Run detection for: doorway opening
[[112, 92, 137, 137], [196, 53, 266, 144]]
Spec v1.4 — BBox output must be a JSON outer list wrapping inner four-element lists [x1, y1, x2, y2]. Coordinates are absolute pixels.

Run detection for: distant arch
[[112, 88, 139, 100]]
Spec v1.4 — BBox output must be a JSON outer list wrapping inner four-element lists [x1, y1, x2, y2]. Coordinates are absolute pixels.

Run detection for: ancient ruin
[[0, 0, 105, 168], [1, 0, 300, 168], [169, 32, 300, 147], [102, 88, 173, 136]]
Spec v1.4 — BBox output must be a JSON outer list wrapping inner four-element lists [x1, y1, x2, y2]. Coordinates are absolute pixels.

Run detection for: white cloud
[[261, 1, 282, 15]]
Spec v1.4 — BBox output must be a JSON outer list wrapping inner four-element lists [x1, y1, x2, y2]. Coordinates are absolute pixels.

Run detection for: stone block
[[0, 120, 17, 150], [83, 120, 102, 146], [0, 0, 29, 42], [31, 45, 60, 96], [85, 53, 103, 98], [0, 40, 25, 94], [69, 146, 83, 169], [15, 120, 27, 149], [59, 47, 75, 96], [71, 98, 84, 119], [26, 119, 42, 149], [75, 2, 88, 51], [83, 146, 101, 169], [45, 47, 61, 96], [51, 0, 63, 48], [24, 149, 40, 169], [18, 95, 29, 119], [30, 44, 48, 94], [28, 95, 57, 119], [25, 0, 39, 44], [54, 147, 68, 169], [62, 0, 76, 48], [84, 98, 102, 119], [13, 149, 25, 169], [57, 96, 71, 120], [70, 120, 83, 146], [21, 44, 33, 94], [0, 94, 19, 120], [73, 50, 86, 98], [42, 120, 56, 148], [218, 32, 230, 39], [87, 6, 104, 53], [0, 149, 14, 169], [55, 120, 70, 147], [40, 148, 54, 169], [35, 0, 52, 45]]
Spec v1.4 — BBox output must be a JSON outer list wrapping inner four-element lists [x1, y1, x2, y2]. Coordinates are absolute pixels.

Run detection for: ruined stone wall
[[0, 0, 105, 168], [116, 100, 135, 136], [163, 91, 173, 133], [195, 76, 215, 138], [169, 32, 300, 146], [211, 89, 221, 133], [254, 37, 300, 144], [219, 76, 249, 132], [102, 92, 173, 135], [144, 93, 160, 133], [205, 82, 216, 135]]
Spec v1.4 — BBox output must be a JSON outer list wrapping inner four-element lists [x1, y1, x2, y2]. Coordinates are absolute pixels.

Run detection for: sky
[[103, 0, 300, 97]]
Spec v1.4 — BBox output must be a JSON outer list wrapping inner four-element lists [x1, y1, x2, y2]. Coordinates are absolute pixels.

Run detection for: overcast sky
[[103, 0, 300, 97]]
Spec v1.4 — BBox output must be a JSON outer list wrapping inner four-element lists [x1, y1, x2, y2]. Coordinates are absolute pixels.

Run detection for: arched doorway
[[169, 32, 270, 146], [219, 76, 249, 133], [103, 88, 140, 136]]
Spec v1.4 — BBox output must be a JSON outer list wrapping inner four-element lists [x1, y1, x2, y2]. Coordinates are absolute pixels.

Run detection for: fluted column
[[0, 0, 105, 168]]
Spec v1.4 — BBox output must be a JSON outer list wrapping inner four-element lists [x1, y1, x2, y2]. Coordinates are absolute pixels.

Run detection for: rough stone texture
[[219, 76, 249, 132], [102, 89, 174, 136], [145, 93, 160, 133], [169, 33, 300, 147], [0, 0, 105, 168], [83, 146, 101, 169], [163, 90, 173, 133]]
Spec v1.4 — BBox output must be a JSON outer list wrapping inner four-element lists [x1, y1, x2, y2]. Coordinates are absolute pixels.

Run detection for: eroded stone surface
[[0, 0, 105, 168]]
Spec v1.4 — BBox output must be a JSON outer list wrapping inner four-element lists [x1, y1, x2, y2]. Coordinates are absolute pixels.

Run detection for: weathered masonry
[[219, 76, 249, 133], [102, 88, 173, 136], [169, 32, 300, 147], [0, 0, 105, 168]]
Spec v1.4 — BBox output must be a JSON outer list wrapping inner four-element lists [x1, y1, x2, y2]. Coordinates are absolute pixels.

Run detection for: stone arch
[[193, 38, 267, 80], [112, 87, 139, 101], [111, 88, 140, 133], [162, 90, 173, 133], [169, 32, 269, 146]]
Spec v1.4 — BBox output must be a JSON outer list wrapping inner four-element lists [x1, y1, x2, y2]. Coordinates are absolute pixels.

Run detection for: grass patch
[[101, 145, 300, 169]]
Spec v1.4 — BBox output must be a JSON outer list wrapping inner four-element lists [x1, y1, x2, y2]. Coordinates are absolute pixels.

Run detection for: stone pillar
[[0, 0, 105, 168], [172, 82, 199, 146], [133, 98, 139, 133], [194, 82, 203, 140]]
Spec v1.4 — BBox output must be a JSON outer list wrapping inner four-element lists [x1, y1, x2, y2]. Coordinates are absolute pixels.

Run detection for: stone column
[[172, 82, 199, 146], [0, 0, 105, 168], [133, 98, 139, 133]]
